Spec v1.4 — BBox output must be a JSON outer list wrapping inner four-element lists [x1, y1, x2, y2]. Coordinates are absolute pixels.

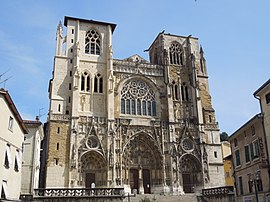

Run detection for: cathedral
[[45, 16, 225, 195]]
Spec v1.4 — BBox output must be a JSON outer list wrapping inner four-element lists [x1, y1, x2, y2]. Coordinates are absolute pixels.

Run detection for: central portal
[[122, 133, 163, 194], [129, 169, 151, 194]]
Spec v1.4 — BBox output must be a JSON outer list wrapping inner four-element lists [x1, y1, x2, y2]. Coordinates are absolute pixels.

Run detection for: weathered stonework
[[45, 16, 225, 195]]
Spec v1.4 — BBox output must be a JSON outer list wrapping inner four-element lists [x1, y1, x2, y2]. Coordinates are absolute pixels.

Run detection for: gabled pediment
[[124, 54, 148, 63]]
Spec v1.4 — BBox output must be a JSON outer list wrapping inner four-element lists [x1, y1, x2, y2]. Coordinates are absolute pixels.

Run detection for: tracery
[[121, 80, 156, 116]]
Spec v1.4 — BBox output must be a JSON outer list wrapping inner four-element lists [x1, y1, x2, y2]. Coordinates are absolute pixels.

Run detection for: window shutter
[[16, 150, 21, 169], [250, 143, 254, 160], [6, 145, 12, 166], [245, 145, 250, 162], [2, 181, 9, 198]]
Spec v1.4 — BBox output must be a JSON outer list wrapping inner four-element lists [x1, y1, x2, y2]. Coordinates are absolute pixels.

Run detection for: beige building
[[21, 119, 44, 195], [229, 114, 270, 201], [254, 79, 270, 185], [221, 141, 231, 159], [0, 89, 28, 200], [221, 141, 234, 187], [45, 16, 225, 195]]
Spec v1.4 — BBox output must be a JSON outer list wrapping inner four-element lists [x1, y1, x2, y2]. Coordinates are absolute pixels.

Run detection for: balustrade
[[34, 188, 124, 198], [202, 186, 234, 196]]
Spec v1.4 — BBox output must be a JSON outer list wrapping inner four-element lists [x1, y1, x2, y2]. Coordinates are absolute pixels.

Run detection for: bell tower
[[46, 16, 116, 187], [148, 32, 224, 191]]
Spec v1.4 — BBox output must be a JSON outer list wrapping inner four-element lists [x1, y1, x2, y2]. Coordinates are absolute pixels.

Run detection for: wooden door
[[129, 169, 139, 192], [85, 173, 95, 188], [143, 169, 151, 194], [182, 173, 193, 193]]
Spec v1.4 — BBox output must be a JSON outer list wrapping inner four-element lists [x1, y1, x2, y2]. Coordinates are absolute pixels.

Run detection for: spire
[[199, 45, 207, 75], [200, 45, 204, 55], [56, 21, 63, 37], [56, 20, 64, 56]]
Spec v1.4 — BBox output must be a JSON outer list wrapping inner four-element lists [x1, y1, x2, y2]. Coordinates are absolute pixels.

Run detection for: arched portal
[[80, 151, 107, 188], [122, 133, 162, 194], [179, 154, 202, 193]]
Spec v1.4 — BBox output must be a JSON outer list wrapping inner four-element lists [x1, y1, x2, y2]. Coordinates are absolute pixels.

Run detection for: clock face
[[86, 136, 99, 149], [181, 138, 194, 152]]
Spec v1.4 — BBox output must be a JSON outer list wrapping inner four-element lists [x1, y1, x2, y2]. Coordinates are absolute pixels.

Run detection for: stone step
[[123, 194, 198, 202]]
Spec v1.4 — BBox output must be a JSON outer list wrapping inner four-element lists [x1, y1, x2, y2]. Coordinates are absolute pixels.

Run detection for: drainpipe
[[254, 94, 270, 191]]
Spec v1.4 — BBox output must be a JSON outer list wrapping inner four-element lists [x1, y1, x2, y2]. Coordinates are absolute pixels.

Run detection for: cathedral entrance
[[80, 151, 107, 187], [122, 133, 162, 194], [180, 154, 202, 193]]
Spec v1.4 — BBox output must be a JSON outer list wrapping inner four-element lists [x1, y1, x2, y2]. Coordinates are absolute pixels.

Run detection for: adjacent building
[[0, 88, 28, 200], [254, 79, 270, 186], [45, 16, 225, 195], [21, 119, 44, 195], [221, 141, 234, 187], [229, 114, 269, 201]]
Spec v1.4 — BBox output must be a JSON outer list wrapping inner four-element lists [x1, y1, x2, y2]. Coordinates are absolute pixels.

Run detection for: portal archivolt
[[80, 151, 107, 187], [122, 133, 163, 193]]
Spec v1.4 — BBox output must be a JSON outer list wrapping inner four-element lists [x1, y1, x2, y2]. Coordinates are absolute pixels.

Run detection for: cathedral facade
[[45, 16, 225, 194]]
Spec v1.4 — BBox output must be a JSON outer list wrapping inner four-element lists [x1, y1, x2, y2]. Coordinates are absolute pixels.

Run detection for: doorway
[[85, 173, 95, 188], [143, 169, 151, 194], [129, 169, 139, 193], [182, 173, 193, 193]]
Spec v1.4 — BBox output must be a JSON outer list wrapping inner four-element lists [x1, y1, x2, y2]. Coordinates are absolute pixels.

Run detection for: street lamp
[[249, 171, 260, 202]]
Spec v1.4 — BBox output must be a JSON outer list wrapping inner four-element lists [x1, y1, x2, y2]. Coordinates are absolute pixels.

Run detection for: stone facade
[[45, 16, 225, 194], [0, 89, 28, 200]]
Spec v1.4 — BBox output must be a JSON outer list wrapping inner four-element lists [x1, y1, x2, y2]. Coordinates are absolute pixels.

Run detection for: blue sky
[[0, 0, 269, 135]]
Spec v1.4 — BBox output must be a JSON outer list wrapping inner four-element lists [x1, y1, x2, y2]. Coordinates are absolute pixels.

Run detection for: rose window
[[121, 80, 156, 116], [86, 136, 99, 149], [181, 138, 194, 152]]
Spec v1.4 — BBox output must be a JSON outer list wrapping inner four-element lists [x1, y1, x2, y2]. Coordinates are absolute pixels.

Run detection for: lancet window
[[81, 72, 90, 92], [181, 82, 189, 101], [169, 42, 183, 65], [94, 73, 103, 93], [85, 29, 101, 55], [172, 80, 179, 100], [121, 80, 156, 116]]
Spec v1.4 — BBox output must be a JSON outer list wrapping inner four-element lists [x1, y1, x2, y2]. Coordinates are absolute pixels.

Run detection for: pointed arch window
[[81, 72, 90, 92], [169, 42, 183, 65], [94, 73, 103, 93], [121, 80, 156, 116], [172, 80, 179, 100], [181, 82, 189, 101], [85, 29, 101, 55], [137, 99, 141, 115]]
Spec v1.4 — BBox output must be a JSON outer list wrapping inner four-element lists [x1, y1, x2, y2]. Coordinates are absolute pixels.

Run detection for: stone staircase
[[123, 194, 198, 202]]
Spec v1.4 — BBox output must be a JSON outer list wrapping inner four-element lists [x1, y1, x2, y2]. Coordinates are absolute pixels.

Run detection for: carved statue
[[174, 103, 181, 120]]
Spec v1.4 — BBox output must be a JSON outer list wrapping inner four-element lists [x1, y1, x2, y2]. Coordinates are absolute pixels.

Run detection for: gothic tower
[[47, 16, 116, 187], [46, 16, 224, 194], [148, 33, 224, 191]]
